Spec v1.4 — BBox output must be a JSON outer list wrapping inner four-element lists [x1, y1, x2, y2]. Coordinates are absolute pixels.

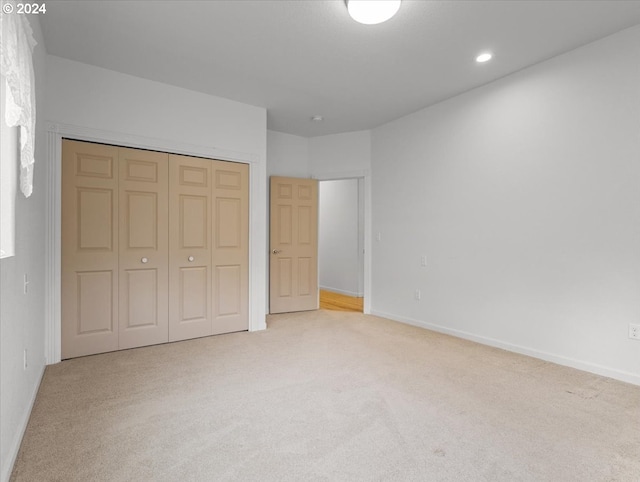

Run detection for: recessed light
[[476, 52, 493, 63], [311, 115, 324, 122]]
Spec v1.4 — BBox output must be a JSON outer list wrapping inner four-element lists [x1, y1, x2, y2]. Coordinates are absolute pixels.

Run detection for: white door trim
[[45, 122, 266, 364], [311, 169, 372, 314]]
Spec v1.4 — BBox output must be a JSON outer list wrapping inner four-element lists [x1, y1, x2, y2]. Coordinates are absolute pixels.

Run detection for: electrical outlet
[[629, 324, 640, 340], [421, 256, 427, 267], [414, 289, 421, 301]]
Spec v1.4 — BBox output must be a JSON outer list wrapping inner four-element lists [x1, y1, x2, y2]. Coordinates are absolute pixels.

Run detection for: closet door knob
[[272, 249, 281, 254], [188, 256, 194, 262], [141, 257, 148, 264]]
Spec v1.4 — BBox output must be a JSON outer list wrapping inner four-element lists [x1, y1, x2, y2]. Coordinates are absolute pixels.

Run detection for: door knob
[[272, 249, 281, 254], [188, 256, 194, 262], [141, 257, 148, 264]]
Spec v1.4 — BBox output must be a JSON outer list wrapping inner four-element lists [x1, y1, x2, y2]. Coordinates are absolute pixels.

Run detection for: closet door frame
[[44, 123, 267, 364]]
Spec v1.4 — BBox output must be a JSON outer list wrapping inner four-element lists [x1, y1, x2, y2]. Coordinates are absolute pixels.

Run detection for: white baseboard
[[370, 310, 640, 387], [320, 286, 363, 298], [2, 365, 45, 482]]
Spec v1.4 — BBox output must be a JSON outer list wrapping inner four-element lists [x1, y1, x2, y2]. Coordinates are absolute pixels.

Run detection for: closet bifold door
[[62, 140, 120, 359], [118, 148, 169, 349], [168, 154, 213, 342], [212, 160, 249, 334]]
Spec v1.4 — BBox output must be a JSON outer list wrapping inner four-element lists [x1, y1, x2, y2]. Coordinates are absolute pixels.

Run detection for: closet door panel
[[212, 161, 249, 335], [118, 148, 169, 349], [169, 155, 213, 341], [62, 140, 119, 359], [62, 141, 250, 357]]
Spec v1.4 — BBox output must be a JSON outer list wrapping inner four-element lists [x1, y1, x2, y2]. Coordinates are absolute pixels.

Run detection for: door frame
[[312, 169, 371, 314], [44, 122, 266, 364]]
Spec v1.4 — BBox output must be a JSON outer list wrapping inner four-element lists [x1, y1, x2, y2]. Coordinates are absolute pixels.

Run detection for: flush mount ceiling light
[[311, 115, 324, 122], [476, 52, 493, 63], [346, 0, 401, 25]]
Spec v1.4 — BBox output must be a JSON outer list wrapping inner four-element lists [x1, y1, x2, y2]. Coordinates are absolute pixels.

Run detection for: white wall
[[371, 26, 640, 384], [267, 130, 310, 177], [319, 179, 361, 296], [0, 74, 18, 259], [309, 130, 371, 176], [46, 56, 266, 158], [1, 16, 48, 482], [266, 129, 372, 178]]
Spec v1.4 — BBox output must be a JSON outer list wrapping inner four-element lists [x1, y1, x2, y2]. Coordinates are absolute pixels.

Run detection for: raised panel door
[[168, 154, 213, 341], [61, 140, 119, 358], [211, 161, 249, 334], [269, 176, 318, 313], [118, 147, 169, 349]]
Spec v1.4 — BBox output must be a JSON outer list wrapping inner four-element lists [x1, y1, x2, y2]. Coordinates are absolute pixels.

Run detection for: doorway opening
[[318, 178, 364, 313]]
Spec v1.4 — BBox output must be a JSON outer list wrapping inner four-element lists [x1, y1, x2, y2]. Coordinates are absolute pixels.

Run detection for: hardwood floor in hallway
[[319, 290, 363, 312]]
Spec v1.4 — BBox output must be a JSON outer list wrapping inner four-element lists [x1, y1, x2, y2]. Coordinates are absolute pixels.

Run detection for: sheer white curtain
[[0, 7, 37, 258], [1, 6, 37, 197]]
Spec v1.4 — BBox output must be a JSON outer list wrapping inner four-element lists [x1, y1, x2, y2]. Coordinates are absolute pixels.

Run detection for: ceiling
[[40, 1, 640, 137]]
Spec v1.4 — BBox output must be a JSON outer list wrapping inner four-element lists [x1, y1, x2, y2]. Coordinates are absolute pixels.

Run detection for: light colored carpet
[[10, 310, 640, 481]]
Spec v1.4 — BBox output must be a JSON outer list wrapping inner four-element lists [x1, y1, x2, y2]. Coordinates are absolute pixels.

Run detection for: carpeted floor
[[10, 310, 640, 481]]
